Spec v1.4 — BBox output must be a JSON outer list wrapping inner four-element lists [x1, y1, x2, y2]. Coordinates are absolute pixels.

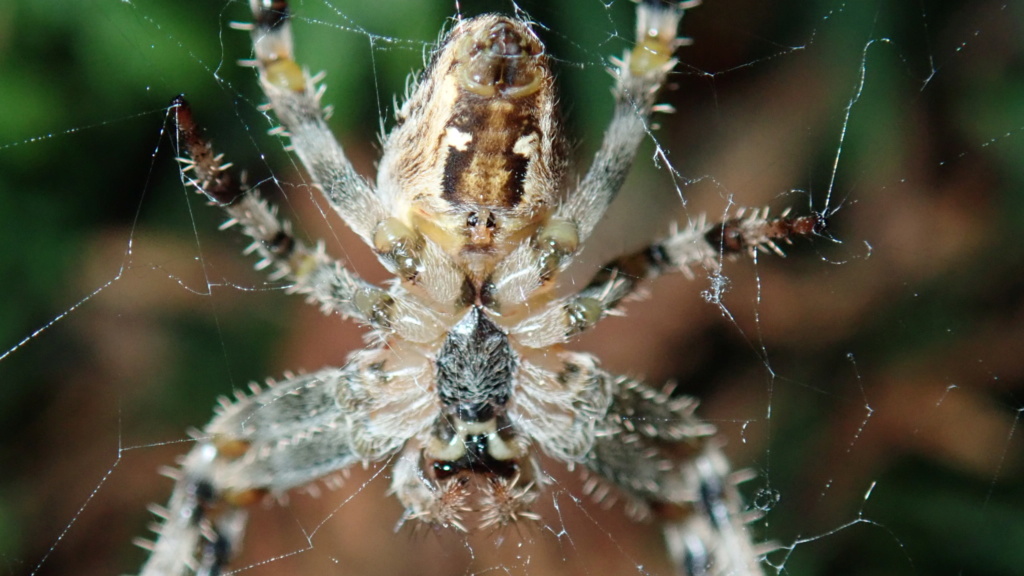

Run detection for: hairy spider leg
[[136, 367, 403, 576], [510, 208, 827, 349], [583, 370, 771, 576], [171, 97, 394, 330], [248, 0, 385, 241], [557, 0, 701, 243]]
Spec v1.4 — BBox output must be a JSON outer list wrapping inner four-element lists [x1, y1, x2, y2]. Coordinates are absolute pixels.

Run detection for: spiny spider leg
[[172, 97, 393, 328], [583, 372, 767, 576], [512, 209, 827, 348], [247, 0, 385, 242], [558, 0, 700, 243], [245, 0, 465, 327], [173, 97, 449, 341], [137, 366, 402, 576]]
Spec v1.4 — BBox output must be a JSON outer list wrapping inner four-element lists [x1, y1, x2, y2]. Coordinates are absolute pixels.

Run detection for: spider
[[139, 0, 825, 574]]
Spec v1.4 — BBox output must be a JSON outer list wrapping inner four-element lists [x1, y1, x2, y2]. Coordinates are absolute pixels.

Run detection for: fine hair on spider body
[[138, 1, 826, 574]]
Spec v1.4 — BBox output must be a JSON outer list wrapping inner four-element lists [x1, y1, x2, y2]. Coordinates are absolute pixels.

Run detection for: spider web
[[1, 0, 1022, 575]]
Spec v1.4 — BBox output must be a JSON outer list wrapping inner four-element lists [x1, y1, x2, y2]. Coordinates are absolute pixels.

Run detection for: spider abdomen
[[379, 15, 566, 281]]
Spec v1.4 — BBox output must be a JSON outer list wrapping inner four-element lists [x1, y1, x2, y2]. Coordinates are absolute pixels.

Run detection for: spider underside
[[138, 1, 825, 574]]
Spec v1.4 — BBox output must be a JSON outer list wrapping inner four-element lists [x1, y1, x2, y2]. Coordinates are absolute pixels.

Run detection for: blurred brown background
[[1, 0, 1022, 575]]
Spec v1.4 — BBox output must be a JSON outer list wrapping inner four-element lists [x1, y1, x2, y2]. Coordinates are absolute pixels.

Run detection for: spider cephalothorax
[[139, 1, 824, 575]]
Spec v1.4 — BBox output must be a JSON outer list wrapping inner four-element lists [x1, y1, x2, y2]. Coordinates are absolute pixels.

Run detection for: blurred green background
[[1, 0, 1022, 575]]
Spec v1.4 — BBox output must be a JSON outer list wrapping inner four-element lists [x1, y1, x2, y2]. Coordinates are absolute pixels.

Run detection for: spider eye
[[466, 210, 498, 230], [462, 209, 500, 251]]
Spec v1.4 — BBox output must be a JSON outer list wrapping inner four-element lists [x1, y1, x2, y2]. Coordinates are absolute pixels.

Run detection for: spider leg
[[557, 0, 699, 242], [246, 0, 385, 242], [173, 97, 443, 339], [513, 351, 614, 463], [136, 364, 405, 576], [512, 208, 826, 347], [582, 372, 767, 576]]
